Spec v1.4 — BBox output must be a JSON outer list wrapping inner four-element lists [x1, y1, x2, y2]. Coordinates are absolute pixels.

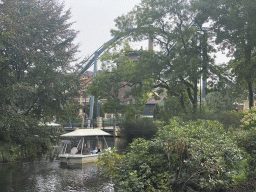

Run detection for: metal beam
[[89, 51, 98, 119]]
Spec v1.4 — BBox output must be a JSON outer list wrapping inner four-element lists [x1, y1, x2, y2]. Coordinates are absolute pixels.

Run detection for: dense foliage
[[87, 0, 256, 123], [235, 107, 256, 178], [0, 0, 79, 161], [120, 118, 158, 143], [87, 43, 152, 120], [92, 1, 256, 189], [154, 91, 243, 130], [98, 119, 246, 192], [0, 124, 60, 162], [194, 0, 256, 109]]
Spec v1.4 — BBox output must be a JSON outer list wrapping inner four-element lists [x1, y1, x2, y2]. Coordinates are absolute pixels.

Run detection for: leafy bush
[[240, 107, 256, 130], [120, 118, 158, 143], [156, 120, 246, 191], [0, 112, 61, 162], [202, 111, 243, 130], [97, 148, 124, 178], [235, 107, 256, 178], [181, 109, 244, 130], [206, 91, 235, 112], [98, 119, 246, 191], [154, 96, 187, 122]]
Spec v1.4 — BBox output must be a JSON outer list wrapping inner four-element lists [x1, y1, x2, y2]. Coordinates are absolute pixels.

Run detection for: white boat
[[59, 129, 111, 164]]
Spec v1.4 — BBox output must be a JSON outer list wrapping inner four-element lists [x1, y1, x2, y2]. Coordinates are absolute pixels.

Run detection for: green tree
[[57, 103, 82, 126], [154, 96, 187, 122], [0, 0, 79, 119], [87, 43, 151, 120], [87, 66, 124, 118], [114, 0, 217, 112], [206, 91, 235, 112], [194, 0, 256, 109], [91, 0, 219, 116], [237, 107, 256, 178], [120, 118, 158, 143], [0, 0, 80, 160]]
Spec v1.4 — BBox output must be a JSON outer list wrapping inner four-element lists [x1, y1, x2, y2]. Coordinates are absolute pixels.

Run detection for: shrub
[[0, 113, 61, 162], [204, 111, 243, 130], [235, 107, 256, 178], [182, 110, 244, 130], [98, 119, 246, 191], [120, 118, 158, 143], [240, 107, 256, 130], [155, 119, 246, 191]]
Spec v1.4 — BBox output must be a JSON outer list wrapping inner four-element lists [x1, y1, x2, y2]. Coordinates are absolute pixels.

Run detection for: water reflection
[[0, 136, 127, 192], [0, 160, 114, 192]]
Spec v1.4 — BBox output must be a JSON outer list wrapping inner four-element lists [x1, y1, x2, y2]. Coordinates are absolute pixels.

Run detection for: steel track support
[[89, 51, 100, 120]]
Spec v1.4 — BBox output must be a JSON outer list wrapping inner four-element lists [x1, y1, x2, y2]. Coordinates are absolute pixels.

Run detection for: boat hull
[[59, 154, 98, 164]]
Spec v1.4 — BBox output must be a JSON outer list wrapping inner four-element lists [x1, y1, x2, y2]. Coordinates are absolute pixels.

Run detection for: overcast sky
[[63, 0, 142, 70], [63, 0, 229, 70]]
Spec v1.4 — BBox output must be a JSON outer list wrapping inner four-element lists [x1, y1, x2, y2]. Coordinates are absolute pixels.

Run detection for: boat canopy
[[60, 129, 111, 137]]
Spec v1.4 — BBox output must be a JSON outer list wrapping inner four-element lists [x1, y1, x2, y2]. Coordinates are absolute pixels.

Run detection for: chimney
[[148, 36, 153, 50]]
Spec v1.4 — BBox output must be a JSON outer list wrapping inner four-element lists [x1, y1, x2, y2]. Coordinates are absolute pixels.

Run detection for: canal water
[[0, 138, 126, 192], [0, 160, 113, 192]]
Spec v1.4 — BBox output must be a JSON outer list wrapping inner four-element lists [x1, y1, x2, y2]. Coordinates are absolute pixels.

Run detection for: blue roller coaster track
[[77, 36, 122, 120], [79, 23, 207, 120], [78, 36, 121, 75]]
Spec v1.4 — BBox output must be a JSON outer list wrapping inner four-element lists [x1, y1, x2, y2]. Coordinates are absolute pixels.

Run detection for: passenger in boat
[[71, 146, 78, 155], [87, 119, 91, 128], [92, 147, 98, 154]]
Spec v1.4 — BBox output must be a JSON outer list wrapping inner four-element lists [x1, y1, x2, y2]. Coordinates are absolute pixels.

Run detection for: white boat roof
[[60, 129, 111, 137]]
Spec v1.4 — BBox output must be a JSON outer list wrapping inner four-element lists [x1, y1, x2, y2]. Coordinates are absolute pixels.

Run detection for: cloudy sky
[[63, 0, 229, 70], [63, 0, 142, 69]]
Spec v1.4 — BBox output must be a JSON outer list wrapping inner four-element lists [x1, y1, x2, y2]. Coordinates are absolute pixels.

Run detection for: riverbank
[[0, 123, 62, 163], [0, 136, 124, 191], [0, 141, 54, 163]]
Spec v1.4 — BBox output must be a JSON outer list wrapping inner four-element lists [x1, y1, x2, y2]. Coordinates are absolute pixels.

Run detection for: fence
[[65, 117, 124, 129]]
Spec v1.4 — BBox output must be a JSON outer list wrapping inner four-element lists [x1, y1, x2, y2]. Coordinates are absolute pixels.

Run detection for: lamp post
[[192, 24, 209, 114]]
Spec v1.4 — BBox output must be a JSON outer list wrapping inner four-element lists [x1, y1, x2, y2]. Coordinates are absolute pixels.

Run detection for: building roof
[[147, 95, 165, 104], [80, 77, 92, 86]]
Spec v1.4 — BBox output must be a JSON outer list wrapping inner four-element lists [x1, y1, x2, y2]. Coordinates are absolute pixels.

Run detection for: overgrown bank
[[98, 113, 256, 191], [0, 115, 61, 162]]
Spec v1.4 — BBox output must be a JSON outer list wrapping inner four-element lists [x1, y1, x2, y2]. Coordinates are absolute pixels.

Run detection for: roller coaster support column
[[89, 51, 99, 120], [94, 51, 100, 118]]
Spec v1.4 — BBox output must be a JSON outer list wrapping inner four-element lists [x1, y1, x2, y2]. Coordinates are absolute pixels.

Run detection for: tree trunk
[[113, 115, 116, 139], [180, 93, 187, 114], [245, 45, 253, 109], [186, 86, 197, 113], [193, 80, 198, 113], [248, 80, 254, 109]]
